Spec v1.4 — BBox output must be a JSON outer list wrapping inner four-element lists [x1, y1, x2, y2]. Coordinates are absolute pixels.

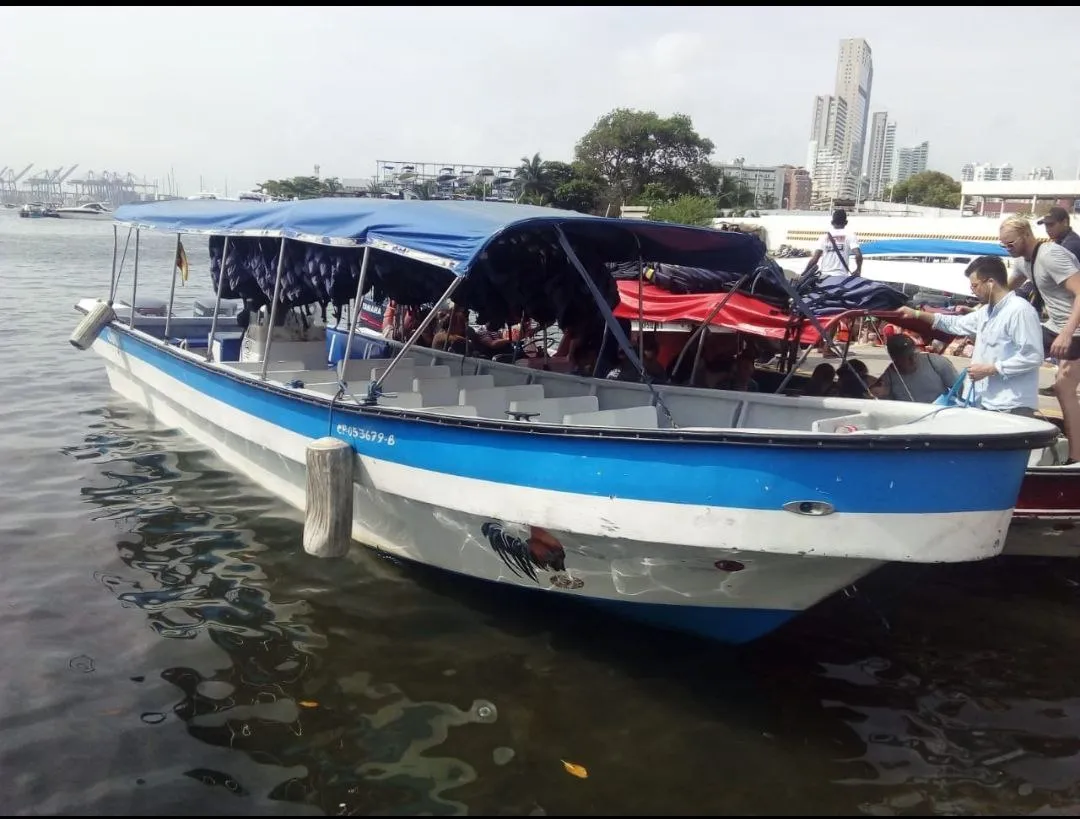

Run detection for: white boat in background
[[856, 237, 1010, 298], [54, 202, 113, 220]]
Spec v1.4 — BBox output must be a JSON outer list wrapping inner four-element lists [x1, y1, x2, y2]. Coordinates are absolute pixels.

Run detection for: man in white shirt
[[899, 255, 1044, 416], [801, 208, 863, 278]]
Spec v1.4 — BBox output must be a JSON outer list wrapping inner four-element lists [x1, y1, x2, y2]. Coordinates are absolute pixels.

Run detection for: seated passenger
[[870, 335, 957, 402], [804, 362, 836, 396]]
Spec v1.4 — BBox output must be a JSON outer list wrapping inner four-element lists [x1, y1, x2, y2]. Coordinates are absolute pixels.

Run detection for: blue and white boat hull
[[89, 323, 1036, 644]]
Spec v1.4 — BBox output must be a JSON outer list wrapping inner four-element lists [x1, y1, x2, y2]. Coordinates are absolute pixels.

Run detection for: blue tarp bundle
[[798, 274, 910, 315]]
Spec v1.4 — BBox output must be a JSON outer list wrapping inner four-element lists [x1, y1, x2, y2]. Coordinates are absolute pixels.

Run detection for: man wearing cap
[[870, 334, 959, 403], [1038, 206, 1080, 261]]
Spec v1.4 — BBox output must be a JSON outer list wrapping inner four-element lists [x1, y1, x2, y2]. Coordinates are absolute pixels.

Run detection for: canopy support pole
[[366, 276, 463, 404], [129, 230, 141, 331], [771, 276, 876, 398], [259, 238, 289, 381], [205, 236, 230, 361], [553, 226, 676, 428], [336, 246, 372, 385], [668, 273, 750, 383], [163, 233, 181, 343]]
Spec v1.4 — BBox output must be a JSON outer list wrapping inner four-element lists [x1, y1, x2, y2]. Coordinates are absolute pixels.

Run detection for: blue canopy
[[113, 197, 764, 276], [859, 238, 1007, 257]]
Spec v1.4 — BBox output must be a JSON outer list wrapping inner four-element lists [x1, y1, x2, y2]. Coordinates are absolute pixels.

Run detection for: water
[[4, 212, 1080, 815]]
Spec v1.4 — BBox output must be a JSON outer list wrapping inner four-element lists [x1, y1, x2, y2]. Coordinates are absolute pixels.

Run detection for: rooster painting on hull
[[480, 522, 584, 590]]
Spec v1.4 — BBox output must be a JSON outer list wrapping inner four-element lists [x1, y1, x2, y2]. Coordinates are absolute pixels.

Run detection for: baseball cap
[[1038, 206, 1070, 225], [886, 334, 915, 358]]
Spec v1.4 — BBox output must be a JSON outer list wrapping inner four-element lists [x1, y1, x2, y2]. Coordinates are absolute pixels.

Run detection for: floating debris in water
[[493, 747, 515, 766], [561, 760, 588, 779], [471, 699, 497, 723], [69, 655, 95, 673]]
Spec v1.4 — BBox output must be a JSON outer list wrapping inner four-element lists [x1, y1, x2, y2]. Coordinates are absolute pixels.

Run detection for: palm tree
[[514, 153, 552, 204]]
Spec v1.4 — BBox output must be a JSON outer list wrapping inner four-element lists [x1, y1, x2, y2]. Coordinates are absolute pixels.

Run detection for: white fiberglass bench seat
[[563, 405, 660, 429], [460, 385, 545, 420], [508, 395, 599, 423]]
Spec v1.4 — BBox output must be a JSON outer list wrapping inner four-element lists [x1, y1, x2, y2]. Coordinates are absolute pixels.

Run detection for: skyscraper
[[835, 38, 874, 178], [807, 38, 873, 203], [866, 111, 896, 200]]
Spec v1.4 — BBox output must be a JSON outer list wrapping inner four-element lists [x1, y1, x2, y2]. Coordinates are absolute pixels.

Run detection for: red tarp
[[613, 281, 957, 345]]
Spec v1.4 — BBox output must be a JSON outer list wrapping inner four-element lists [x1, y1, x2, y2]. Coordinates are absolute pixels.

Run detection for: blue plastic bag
[[933, 368, 971, 407]]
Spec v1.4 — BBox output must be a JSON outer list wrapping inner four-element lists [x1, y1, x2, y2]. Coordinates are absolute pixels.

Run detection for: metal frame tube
[[368, 276, 463, 402], [129, 230, 141, 330], [206, 236, 230, 361], [774, 342, 818, 394], [554, 226, 676, 427], [337, 246, 372, 381], [163, 233, 181, 342], [259, 238, 289, 381], [668, 273, 750, 381], [107, 225, 118, 302], [109, 226, 132, 305]]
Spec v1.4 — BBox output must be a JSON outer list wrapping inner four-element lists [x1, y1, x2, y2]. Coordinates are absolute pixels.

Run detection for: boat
[[67, 198, 1059, 645], [19, 203, 47, 218], [612, 253, 1080, 559], [54, 202, 113, 220]]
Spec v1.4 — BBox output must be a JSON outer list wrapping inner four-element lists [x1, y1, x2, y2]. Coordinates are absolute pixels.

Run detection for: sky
[[2, 6, 1079, 196]]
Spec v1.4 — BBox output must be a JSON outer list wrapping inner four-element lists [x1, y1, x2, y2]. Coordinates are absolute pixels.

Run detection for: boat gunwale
[[85, 309, 1062, 454]]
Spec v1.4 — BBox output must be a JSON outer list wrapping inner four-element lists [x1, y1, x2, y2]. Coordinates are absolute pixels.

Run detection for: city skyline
[[1, 7, 1076, 196]]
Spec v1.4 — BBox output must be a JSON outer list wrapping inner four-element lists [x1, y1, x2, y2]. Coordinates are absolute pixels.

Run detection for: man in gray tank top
[[1003, 215, 1080, 464]]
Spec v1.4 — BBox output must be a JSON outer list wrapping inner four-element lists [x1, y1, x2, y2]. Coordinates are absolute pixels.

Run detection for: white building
[[834, 38, 874, 177], [807, 38, 874, 203], [714, 158, 785, 209], [960, 162, 1013, 182], [894, 141, 929, 186], [1028, 166, 1054, 181], [866, 111, 896, 200]]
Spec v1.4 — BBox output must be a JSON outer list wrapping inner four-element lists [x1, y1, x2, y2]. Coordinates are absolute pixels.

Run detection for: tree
[[716, 174, 755, 210], [885, 171, 962, 209], [515, 153, 553, 203], [648, 195, 716, 228], [573, 108, 716, 205], [551, 179, 602, 213], [256, 175, 343, 199]]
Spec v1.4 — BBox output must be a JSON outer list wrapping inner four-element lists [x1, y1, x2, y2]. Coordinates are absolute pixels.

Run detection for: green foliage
[[574, 108, 716, 204], [885, 171, 962, 209], [256, 176, 343, 199], [648, 195, 716, 227]]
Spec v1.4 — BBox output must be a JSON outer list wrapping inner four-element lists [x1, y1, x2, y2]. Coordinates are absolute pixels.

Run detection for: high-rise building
[[893, 141, 929, 186], [807, 38, 873, 204], [866, 111, 896, 200], [1028, 166, 1054, 181], [962, 162, 1013, 182], [834, 38, 874, 178]]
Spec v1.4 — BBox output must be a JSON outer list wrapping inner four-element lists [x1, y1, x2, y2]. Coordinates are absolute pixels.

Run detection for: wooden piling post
[[303, 437, 354, 558]]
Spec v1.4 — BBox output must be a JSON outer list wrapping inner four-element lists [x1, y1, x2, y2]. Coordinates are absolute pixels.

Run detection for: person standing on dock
[[1038, 206, 1080, 261], [801, 209, 863, 357], [999, 216, 1080, 462], [899, 255, 1044, 417]]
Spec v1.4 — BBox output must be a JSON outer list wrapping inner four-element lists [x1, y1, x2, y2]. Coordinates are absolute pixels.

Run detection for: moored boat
[[68, 198, 1059, 643]]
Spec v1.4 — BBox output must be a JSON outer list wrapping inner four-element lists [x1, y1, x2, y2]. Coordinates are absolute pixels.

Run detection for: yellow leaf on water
[[298, 700, 319, 708], [561, 760, 588, 779]]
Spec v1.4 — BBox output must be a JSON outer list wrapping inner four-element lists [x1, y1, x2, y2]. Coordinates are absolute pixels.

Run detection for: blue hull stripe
[[106, 329, 1029, 515], [583, 598, 799, 645]]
